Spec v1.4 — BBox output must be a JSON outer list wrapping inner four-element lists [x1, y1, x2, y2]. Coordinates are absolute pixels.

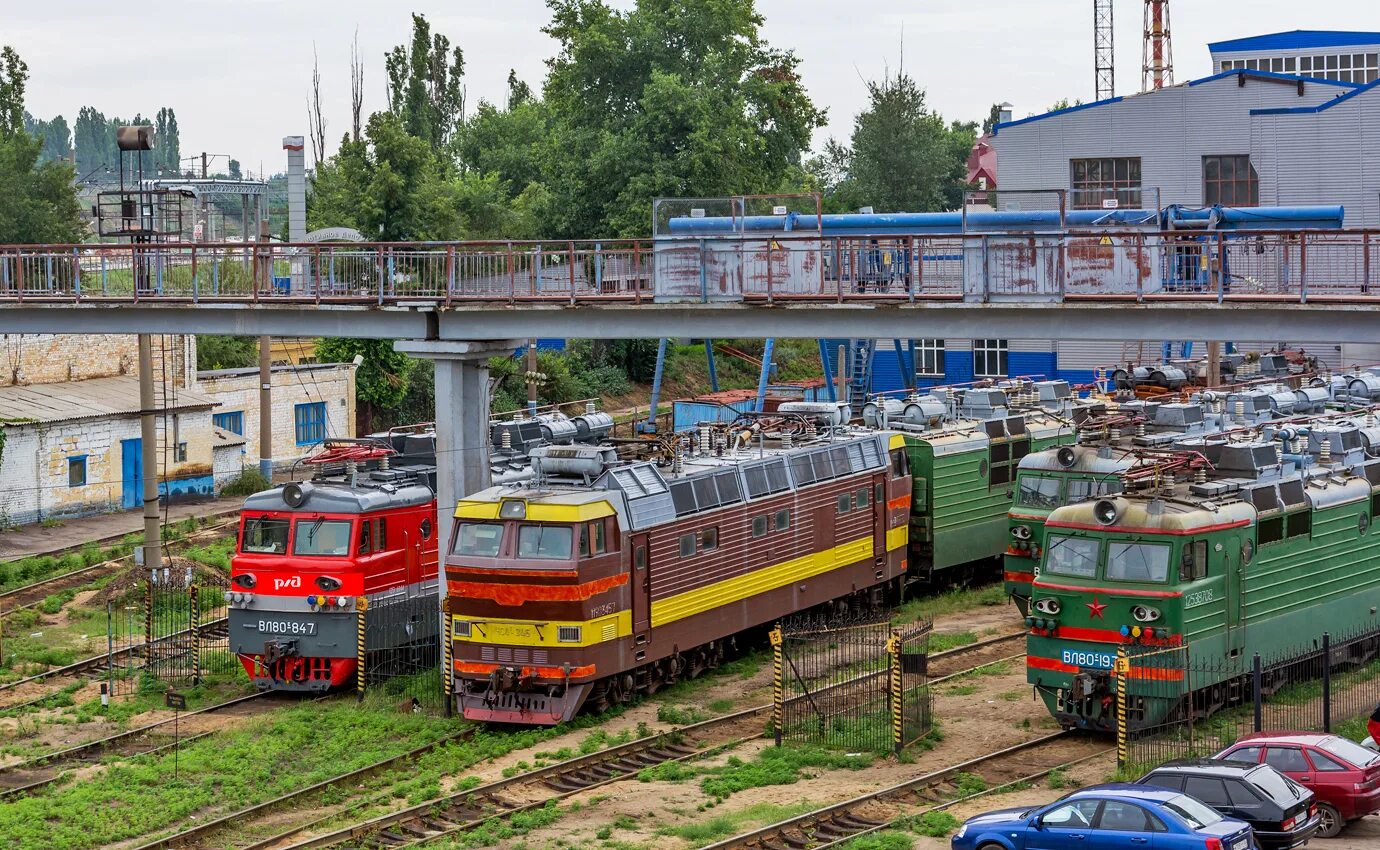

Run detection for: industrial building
[[1211, 30, 1380, 83], [0, 334, 355, 525]]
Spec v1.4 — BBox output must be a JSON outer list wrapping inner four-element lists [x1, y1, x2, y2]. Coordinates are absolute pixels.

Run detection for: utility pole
[[526, 341, 539, 416], [139, 334, 162, 572], [259, 336, 273, 481]]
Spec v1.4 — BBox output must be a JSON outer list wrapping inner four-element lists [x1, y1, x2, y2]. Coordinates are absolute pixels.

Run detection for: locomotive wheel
[[589, 680, 614, 713]]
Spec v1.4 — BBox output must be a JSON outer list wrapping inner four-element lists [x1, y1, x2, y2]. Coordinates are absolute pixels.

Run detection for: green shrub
[[221, 470, 272, 498]]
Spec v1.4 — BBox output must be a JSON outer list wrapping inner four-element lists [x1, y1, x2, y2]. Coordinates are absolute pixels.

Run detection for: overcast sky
[[11, 1, 1373, 176]]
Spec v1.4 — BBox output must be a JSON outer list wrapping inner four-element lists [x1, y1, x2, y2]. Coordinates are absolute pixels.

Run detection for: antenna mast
[[1094, 0, 1115, 100], [1142, 0, 1174, 90]]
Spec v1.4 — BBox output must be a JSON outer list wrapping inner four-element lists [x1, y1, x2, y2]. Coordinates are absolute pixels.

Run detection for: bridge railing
[[0, 231, 1376, 304]]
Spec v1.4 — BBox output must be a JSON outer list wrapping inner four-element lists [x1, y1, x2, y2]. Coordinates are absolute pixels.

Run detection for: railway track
[[0, 617, 230, 703], [0, 691, 286, 800], [0, 518, 238, 615], [159, 633, 1030, 850], [700, 732, 1114, 850]]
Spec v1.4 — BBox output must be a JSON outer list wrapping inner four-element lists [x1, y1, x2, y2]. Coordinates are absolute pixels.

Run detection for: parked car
[[1136, 759, 1317, 849], [951, 783, 1257, 850], [1216, 732, 1380, 838]]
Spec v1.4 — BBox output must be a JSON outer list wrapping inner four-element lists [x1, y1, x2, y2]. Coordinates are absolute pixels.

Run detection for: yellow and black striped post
[[144, 576, 154, 668], [188, 584, 200, 684], [770, 625, 783, 746], [355, 597, 369, 701], [441, 609, 454, 717], [888, 633, 903, 755], [1115, 645, 1130, 769]]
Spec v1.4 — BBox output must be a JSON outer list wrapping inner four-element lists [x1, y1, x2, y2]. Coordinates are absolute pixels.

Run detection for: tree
[[0, 46, 84, 244], [22, 112, 71, 162], [73, 106, 113, 176], [351, 28, 365, 143], [539, 0, 824, 237], [814, 70, 975, 213], [982, 103, 1004, 135], [315, 338, 413, 433], [385, 14, 465, 151], [228, 158, 242, 179], [308, 46, 327, 165], [309, 112, 460, 241], [1047, 97, 1084, 112], [153, 107, 179, 174], [196, 335, 257, 370]]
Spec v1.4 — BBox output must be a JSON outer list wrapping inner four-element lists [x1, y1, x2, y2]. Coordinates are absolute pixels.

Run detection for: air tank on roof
[[571, 410, 615, 443], [777, 400, 851, 427]]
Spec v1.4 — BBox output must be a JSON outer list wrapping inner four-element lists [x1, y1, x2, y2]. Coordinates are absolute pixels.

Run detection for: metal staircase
[[847, 338, 876, 413]]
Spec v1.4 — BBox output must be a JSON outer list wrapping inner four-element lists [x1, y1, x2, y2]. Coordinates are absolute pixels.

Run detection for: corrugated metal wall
[[995, 75, 1351, 215]]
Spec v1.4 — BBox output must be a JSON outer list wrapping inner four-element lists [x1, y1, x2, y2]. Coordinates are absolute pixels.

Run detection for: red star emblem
[[1086, 596, 1107, 619]]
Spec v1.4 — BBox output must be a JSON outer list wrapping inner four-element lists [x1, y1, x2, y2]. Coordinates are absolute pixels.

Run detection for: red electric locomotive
[[228, 431, 440, 691]]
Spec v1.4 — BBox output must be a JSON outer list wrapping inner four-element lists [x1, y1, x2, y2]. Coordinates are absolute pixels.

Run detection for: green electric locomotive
[[1025, 413, 1380, 732]]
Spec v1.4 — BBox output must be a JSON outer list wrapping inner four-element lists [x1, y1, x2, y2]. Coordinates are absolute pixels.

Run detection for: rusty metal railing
[[0, 231, 1376, 305]]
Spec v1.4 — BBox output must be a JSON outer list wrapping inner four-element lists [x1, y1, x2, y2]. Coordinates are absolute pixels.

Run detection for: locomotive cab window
[[517, 525, 574, 560], [774, 509, 790, 531], [1044, 534, 1100, 578], [679, 533, 696, 558], [242, 517, 291, 554], [1106, 541, 1170, 582], [837, 493, 852, 514], [1017, 474, 1062, 509], [700, 527, 718, 551], [454, 522, 504, 557], [890, 449, 909, 479], [752, 516, 768, 538], [1180, 540, 1208, 581], [293, 519, 353, 557]]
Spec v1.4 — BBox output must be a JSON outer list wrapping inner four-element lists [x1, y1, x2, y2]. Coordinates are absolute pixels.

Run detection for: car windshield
[[1105, 541, 1171, 582], [293, 519, 353, 557], [1044, 535, 1100, 577], [1017, 474, 1063, 509], [517, 525, 574, 560], [1247, 766, 1301, 802], [1163, 794, 1224, 829], [241, 517, 291, 554], [1319, 735, 1380, 767], [453, 522, 504, 557]]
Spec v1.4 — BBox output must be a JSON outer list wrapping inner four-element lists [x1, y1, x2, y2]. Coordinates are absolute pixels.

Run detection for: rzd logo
[[273, 576, 302, 590]]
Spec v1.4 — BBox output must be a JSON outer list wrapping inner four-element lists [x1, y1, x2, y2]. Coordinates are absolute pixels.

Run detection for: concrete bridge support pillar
[[395, 338, 522, 707]]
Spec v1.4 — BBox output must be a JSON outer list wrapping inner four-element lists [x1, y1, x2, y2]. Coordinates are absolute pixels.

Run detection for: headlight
[[954, 823, 968, 839], [1012, 525, 1032, 540], [1034, 598, 1062, 615], [1132, 605, 1161, 623]]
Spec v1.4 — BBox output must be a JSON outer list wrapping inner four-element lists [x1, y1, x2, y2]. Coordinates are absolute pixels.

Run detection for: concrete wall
[[0, 333, 195, 388], [197, 363, 356, 471], [993, 74, 1358, 219]]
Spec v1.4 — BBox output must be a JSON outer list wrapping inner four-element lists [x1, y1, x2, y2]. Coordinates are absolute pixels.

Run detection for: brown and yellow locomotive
[[445, 413, 912, 724]]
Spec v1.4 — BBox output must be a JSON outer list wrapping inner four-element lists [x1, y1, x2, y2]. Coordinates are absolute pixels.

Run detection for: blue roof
[[992, 70, 1357, 135], [1210, 30, 1380, 53], [1065, 783, 1182, 803], [1252, 76, 1380, 115]]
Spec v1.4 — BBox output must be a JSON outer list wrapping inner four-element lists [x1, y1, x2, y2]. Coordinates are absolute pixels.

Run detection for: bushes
[[221, 470, 271, 498]]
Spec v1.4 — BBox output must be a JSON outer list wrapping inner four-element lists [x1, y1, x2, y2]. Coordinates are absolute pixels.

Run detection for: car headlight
[[954, 823, 967, 840]]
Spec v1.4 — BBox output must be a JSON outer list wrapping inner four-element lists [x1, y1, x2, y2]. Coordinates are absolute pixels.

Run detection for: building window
[[68, 456, 87, 487], [1070, 157, 1141, 209], [174, 442, 188, 462], [916, 339, 945, 376], [1299, 53, 1378, 83], [213, 410, 245, 435], [1203, 156, 1258, 207], [973, 339, 1008, 378], [295, 401, 327, 446]]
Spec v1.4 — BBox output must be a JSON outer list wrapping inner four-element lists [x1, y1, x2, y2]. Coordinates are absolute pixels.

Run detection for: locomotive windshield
[[454, 522, 503, 557], [242, 517, 291, 554], [293, 519, 352, 557], [1044, 534, 1099, 577], [1016, 475, 1062, 509], [1105, 541, 1171, 582], [517, 525, 573, 559], [1066, 477, 1122, 503]]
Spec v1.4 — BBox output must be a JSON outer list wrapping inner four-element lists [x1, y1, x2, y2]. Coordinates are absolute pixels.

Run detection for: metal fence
[[1, 231, 1377, 305], [356, 592, 446, 714], [104, 564, 233, 697], [1119, 624, 1380, 771], [771, 614, 931, 755]]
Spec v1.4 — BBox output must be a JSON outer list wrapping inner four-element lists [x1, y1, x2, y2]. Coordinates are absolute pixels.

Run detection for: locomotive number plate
[[1185, 589, 1216, 608], [486, 623, 536, 642], [257, 620, 317, 636], [1061, 650, 1114, 670]]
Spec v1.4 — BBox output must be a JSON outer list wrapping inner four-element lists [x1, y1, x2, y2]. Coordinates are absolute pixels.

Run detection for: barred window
[[1070, 157, 1141, 209]]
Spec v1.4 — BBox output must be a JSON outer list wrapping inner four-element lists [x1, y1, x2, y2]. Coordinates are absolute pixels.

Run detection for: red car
[[1217, 732, 1380, 838]]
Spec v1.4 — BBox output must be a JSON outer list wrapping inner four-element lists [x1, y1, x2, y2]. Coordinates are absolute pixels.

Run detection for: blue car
[[951, 783, 1258, 850]]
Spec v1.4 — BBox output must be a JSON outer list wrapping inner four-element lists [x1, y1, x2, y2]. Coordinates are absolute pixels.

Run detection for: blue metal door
[[121, 438, 142, 510]]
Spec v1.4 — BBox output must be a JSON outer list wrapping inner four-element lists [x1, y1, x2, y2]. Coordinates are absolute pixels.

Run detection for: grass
[[637, 743, 873, 803], [655, 801, 819, 842], [891, 583, 1008, 626], [657, 704, 708, 726], [1046, 768, 1075, 789], [929, 631, 978, 654]]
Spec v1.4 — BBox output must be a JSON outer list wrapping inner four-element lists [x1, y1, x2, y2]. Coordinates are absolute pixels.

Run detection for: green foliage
[[839, 832, 915, 850], [0, 46, 84, 244], [385, 14, 466, 151], [220, 469, 272, 498], [810, 70, 975, 214], [636, 759, 699, 783], [697, 745, 872, 801], [315, 337, 413, 431], [929, 631, 978, 653], [656, 704, 707, 726], [912, 810, 962, 838], [197, 336, 258, 371], [954, 772, 987, 797], [1046, 768, 1072, 789]]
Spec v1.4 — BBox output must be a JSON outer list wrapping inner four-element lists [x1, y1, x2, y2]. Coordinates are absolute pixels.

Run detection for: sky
[[10, 0, 1375, 177]]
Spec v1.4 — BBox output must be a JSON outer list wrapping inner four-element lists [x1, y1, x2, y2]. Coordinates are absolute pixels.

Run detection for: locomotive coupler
[[262, 638, 299, 666]]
